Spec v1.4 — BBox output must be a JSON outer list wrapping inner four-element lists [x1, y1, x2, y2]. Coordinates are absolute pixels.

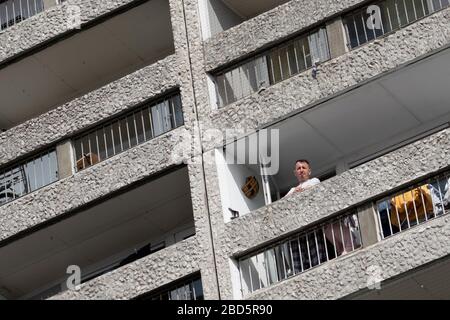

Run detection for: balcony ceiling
[[272, 47, 450, 192], [0, 166, 193, 299], [222, 0, 290, 19], [350, 255, 450, 299], [0, 0, 174, 131]]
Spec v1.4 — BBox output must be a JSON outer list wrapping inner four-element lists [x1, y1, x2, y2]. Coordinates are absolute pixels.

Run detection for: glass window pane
[[249, 256, 261, 291], [386, 0, 400, 30], [380, 2, 393, 33], [192, 279, 204, 300], [354, 13, 368, 45], [172, 95, 184, 128], [224, 71, 236, 104], [242, 60, 258, 93], [255, 253, 268, 288], [405, 0, 417, 21], [97, 128, 107, 161], [264, 248, 278, 285], [240, 258, 252, 294], [112, 121, 122, 154], [413, 0, 426, 18], [48, 150, 58, 182], [274, 245, 286, 281], [120, 118, 131, 151], [216, 74, 227, 107], [135, 111, 145, 144], [268, 50, 282, 84], [126, 115, 137, 148], [345, 17, 360, 48], [34, 157, 43, 189], [396, 0, 409, 26], [278, 46, 290, 80], [89, 132, 99, 162], [255, 56, 270, 87], [287, 43, 298, 76], [39, 153, 50, 186]]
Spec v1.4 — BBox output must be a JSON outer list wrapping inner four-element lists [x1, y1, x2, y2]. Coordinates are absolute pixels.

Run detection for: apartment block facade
[[0, 0, 449, 300]]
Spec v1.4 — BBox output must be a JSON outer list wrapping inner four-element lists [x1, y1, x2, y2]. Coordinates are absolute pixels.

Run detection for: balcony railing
[[0, 0, 44, 32], [138, 274, 204, 300], [73, 92, 184, 171], [376, 171, 450, 239], [238, 211, 362, 295], [0, 149, 58, 207], [238, 167, 450, 296], [343, 0, 450, 49], [214, 27, 330, 108]]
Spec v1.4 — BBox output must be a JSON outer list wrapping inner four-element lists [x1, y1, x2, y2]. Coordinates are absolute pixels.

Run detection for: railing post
[[56, 140, 75, 179], [325, 18, 348, 59], [357, 203, 381, 247]]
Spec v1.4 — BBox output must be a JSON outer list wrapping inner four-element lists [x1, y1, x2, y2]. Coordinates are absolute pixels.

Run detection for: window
[[214, 27, 330, 107], [73, 93, 183, 171], [343, 0, 450, 49], [0, 149, 58, 206]]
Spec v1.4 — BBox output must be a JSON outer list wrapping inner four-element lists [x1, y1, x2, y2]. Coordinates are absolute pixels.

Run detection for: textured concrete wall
[[0, 54, 180, 168], [0, 0, 146, 65], [203, 0, 367, 71], [0, 0, 220, 300], [198, 7, 450, 151], [50, 236, 203, 299], [2, 0, 449, 300], [203, 128, 450, 298], [249, 214, 450, 299]]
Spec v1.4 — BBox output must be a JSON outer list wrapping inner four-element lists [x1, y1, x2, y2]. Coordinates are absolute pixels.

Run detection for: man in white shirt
[[285, 159, 320, 197]]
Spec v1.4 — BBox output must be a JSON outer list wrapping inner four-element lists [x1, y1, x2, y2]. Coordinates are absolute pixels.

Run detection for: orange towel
[[390, 185, 434, 227]]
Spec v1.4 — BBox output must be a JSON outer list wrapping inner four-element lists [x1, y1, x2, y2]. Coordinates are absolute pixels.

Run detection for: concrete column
[[358, 203, 381, 247], [43, 0, 58, 10], [56, 140, 74, 179], [326, 18, 348, 59]]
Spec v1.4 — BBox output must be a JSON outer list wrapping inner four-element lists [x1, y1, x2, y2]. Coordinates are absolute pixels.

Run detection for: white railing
[[239, 211, 362, 295], [0, 148, 58, 206], [214, 27, 330, 107], [72, 92, 184, 171], [140, 275, 204, 300], [0, 0, 44, 32], [376, 171, 450, 239], [343, 0, 450, 49]]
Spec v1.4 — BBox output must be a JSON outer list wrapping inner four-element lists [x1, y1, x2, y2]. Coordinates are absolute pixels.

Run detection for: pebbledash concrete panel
[[50, 236, 203, 300], [0, 0, 148, 65], [249, 214, 450, 299], [197, 7, 450, 151], [0, 127, 187, 243], [204, 128, 450, 298], [0, 53, 181, 167], [203, 0, 368, 71]]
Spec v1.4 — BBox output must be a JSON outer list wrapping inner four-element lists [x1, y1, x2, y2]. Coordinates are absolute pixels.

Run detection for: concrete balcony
[[198, 6, 450, 152], [0, 0, 175, 132], [50, 236, 202, 300], [0, 126, 187, 243], [202, 125, 450, 298], [202, 0, 366, 71], [0, 53, 181, 168], [0, 165, 196, 299]]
